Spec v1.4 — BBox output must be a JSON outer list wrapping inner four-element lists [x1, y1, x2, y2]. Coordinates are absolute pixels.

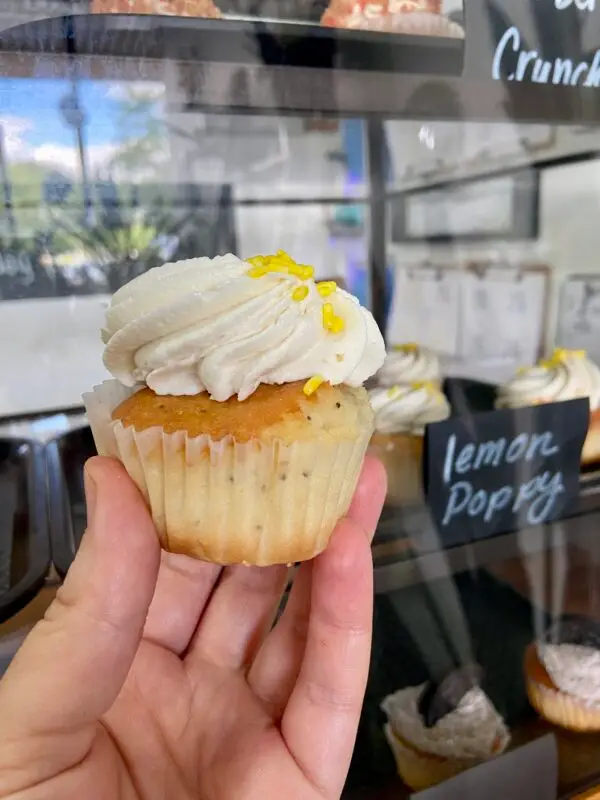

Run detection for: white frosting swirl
[[497, 350, 600, 411], [369, 384, 450, 434], [102, 253, 385, 401], [376, 346, 441, 388], [538, 643, 600, 706], [381, 684, 509, 761]]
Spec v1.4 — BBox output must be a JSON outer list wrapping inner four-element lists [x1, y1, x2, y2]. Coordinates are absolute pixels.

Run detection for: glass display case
[[3, 1, 600, 797]]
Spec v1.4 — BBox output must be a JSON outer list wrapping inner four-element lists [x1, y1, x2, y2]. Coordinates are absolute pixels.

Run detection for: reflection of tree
[[49, 208, 163, 292], [109, 89, 168, 178]]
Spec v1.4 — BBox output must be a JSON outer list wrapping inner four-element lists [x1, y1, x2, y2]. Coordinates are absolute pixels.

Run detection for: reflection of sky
[[2, 76, 125, 149]]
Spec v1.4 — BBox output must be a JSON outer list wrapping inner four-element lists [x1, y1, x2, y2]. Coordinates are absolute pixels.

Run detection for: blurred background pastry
[[368, 382, 450, 505], [525, 615, 600, 732], [496, 348, 600, 466], [321, 0, 464, 36], [91, 0, 222, 17], [381, 666, 510, 791], [375, 344, 442, 388]]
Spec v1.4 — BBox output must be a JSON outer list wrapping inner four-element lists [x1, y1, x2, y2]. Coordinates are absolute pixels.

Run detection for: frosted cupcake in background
[[376, 343, 442, 388], [84, 251, 385, 566], [382, 666, 510, 791], [368, 382, 450, 505], [496, 348, 600, 465], [321, 0, 464, 37], [525, 615, 600, 732], [91, 0, 222, 16]]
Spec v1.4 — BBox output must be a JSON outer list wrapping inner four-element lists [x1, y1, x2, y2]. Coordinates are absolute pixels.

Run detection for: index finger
[[280, 518, 374, 798]]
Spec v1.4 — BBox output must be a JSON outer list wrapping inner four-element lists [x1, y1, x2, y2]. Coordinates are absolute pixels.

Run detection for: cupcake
[[381, 666, 510, 791], [376, 343, 442, 388], [321, 0, 464, 37], [368, 382, 450, 505], [496, 348, 600, 466], [525, 615, 600, 732], [91, 0, 222, 17], [83, 251, 385, 566]]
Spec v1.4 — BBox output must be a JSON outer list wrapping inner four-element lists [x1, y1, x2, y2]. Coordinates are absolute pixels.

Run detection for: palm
[[0, 457, 385, 800]]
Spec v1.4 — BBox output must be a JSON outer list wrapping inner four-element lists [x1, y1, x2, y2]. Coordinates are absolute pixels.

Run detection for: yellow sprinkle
[[303, 375, 324, 396], [317, 281, 337, 297], [393, 342, 419, 352], [292, 285, 309, 302], [329, 316, 345, 334], [517, 366, 528, 375], [247, 250, 314, 280], [411, 381, 435, 392], [247, 264, 269, 278], [386, 386, 400, 397], [322, 302, 335, 329]]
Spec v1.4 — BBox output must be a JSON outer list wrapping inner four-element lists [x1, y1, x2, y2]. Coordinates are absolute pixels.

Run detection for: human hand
[[0, 454, 385, 800]]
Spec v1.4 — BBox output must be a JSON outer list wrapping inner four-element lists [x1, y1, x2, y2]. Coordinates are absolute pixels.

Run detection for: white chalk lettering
[[455, 443, 475, 475], [468, 490, 488, 517], [527, 473, 565, 524], [492, 24, 600, 87], [493, 26, 519, 81], [506, 434, 528, 463], [473, 439, 507, 470], [526, 431, 559, 460], [442, 481, 471, 525], [484, 486, 513, 522], [443, 434, 456, 485], [441, 471, 565, 527]]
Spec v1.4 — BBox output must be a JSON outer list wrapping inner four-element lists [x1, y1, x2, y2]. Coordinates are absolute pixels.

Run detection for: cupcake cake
[[376, 343, 442, 388], [321, 0, 464, 37], [525, 615, 600, 732], [91, 0, 222, 17], [368, 382, 450, 505], [382, 666, 510, 791], [497, 348, 600, 466], [84, 251, 385, 566]]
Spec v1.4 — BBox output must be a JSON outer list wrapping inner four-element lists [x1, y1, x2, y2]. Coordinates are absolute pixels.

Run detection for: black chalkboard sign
[[423, 398, 589, 548]]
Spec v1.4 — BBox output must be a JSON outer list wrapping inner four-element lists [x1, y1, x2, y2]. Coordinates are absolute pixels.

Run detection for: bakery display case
[[5, 0, 600, 797]]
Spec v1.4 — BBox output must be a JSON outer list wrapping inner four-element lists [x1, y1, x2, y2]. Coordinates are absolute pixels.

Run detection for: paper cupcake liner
[[525, 645, 600, 732], [83, 381, 371, 566], [368, 432, 423, 506], [383, 724, 483, 791]]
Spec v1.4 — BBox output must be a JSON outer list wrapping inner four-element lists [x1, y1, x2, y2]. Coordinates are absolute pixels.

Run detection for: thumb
[[0, 456, 161, 739]]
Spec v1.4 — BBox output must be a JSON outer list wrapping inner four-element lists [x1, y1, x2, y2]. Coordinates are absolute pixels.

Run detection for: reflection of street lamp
[[0, 126, 16, 237], [60, 85, 93, 227]]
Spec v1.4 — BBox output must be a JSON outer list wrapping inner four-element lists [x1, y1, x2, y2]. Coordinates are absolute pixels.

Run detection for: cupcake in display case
[[91, 0, 222, 17], [368, 381, 450, 505], [525, 616, 600, 732], [84, 251, 385, 566], [375, 343, 442, 388], [381, 666, 510, 791], [320, 0, 464, 37], [496, 348, 600, 466]]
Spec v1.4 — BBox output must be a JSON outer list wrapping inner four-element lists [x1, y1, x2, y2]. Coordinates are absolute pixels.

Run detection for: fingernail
[[84, 464, 97, 523]]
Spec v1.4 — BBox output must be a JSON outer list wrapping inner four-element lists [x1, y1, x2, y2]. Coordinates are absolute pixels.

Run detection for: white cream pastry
[[538, 643, 600, 707], [369, 382, 450, 435], [376, 344, 441, 388], [381, 684, 509, 761], [496, 349, 600, 411], [102, 252, 385, 402]]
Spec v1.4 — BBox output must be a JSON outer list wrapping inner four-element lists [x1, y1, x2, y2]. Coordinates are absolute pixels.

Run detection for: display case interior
[[6, 1, 600, 797]]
